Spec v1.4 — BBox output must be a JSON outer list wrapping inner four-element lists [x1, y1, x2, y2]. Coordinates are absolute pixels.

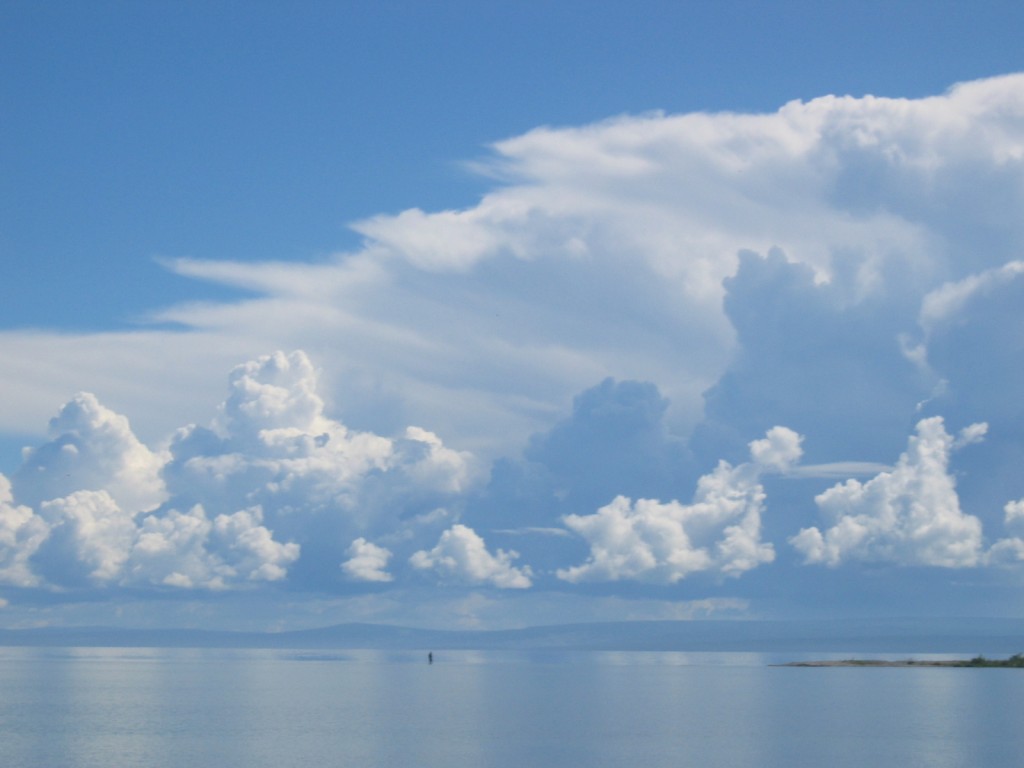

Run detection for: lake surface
[[1, 647, 1022, 768]]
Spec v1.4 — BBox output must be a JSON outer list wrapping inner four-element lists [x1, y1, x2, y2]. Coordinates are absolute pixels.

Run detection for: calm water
[[0, 647, 1022, 768]]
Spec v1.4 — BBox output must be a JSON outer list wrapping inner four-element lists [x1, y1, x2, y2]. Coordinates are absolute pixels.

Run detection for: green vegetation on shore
[[962, 653, 1024, 667]]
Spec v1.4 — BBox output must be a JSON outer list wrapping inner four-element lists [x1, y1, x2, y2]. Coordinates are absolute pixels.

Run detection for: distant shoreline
[[1, 619, 1023, 654], [780, 654, 1024, 668]]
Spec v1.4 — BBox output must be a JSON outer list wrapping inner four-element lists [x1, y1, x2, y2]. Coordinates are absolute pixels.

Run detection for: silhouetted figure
[[428, 652, 433, 664]]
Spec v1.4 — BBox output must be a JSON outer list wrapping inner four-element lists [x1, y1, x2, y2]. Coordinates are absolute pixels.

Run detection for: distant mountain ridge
[[1, 618, 1023, 654]]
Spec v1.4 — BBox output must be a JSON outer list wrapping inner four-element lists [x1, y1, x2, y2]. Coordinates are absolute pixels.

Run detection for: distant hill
[[1, 618, 1023, 654]]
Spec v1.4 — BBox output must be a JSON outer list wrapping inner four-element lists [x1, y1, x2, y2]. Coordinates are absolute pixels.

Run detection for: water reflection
[[0, 648, 1021, 768]]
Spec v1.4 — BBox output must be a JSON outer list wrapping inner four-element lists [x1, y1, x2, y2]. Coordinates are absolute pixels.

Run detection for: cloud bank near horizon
[[3, 73, 1024, 618], [0, 348, 1022, 605]]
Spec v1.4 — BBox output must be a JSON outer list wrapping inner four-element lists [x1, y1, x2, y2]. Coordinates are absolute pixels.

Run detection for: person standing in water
[[428, 652, 433, 664]]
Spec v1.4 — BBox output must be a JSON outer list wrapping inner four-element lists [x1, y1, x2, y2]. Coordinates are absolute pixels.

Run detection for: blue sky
[[3, 1, 1024, 631]]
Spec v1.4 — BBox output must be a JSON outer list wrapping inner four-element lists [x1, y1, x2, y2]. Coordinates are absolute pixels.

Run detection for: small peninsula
[[783, 653, 1024, 668]]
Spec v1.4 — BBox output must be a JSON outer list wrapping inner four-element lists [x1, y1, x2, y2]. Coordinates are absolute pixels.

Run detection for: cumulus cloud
[[13, 393, 166, 514], [791, 417, 985, 567], [0, 350, 484, 593], [985, 499, 1024, 565], [1004, 499, 1024, 528], [220, 349, 332, 439], [342, 538, 393, 583], [208, 506, 300, 582], [128, 505, 227, 588], [33, 490, 137, 585], [556, 426, 801, 583], [165, 352, 476, 530], [748, 426, 804, 473], [392, 426, 477, 495], [6, 76, 1024, 620], [160, 350, 481, 591], [14, 488, 299, 591], [0, 474, 47, 587], [410, 524, 533, 588]]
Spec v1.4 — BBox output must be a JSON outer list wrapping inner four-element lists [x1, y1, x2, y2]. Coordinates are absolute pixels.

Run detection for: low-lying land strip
[[783, 654, 1024, 668]]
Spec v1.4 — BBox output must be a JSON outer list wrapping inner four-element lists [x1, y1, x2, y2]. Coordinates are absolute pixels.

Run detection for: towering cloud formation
[[1, 345, 1023, 619], [791, 418, 986, 567], [4, 75, 1024, 621], [163, 352, 479, 579], [5, 74, 1024, 465], [14, 393, 166, 514], [0, 351, 478, 592], [557, 427, 802, 583]]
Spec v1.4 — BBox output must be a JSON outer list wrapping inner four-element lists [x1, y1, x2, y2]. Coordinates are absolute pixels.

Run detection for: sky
[[3, 1, 1024, 632]]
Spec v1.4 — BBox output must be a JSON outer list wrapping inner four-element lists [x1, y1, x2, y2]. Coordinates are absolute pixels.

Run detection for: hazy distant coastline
[[1, 618, 1023, 654], [782, 654, 1024, 668]]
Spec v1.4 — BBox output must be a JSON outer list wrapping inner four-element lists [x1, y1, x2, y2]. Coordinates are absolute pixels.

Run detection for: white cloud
[[125, 503, 299, 588], [19, 488, 299, 590], [0, 474, 47, 587], [36, 490, 137, 585], [393, 426, 477, 495], [791, 417, 985, 567], [986, 538, 1024, 564], [556, 427, 800, 583], [165, 351, 479, 541], [12, 76, 1024, 461], [342, 537, 393, 583], [954, 422, 989, 449], [410, 524, 533, 588], [919, 261, 1024, 337], [0, 351, 483, 592], [220, 350, 330, 438], [0, 456, 304, 591], [353, 207, 509, 272], [986, 499, 1024, 566], [128, 505, 223, 589], [5, 75, 1024, 618], [209, 506, 300, 582], [1004, 498, 1024, 528], [748, 426, 804, 473], [14, 392, 166, 514]]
